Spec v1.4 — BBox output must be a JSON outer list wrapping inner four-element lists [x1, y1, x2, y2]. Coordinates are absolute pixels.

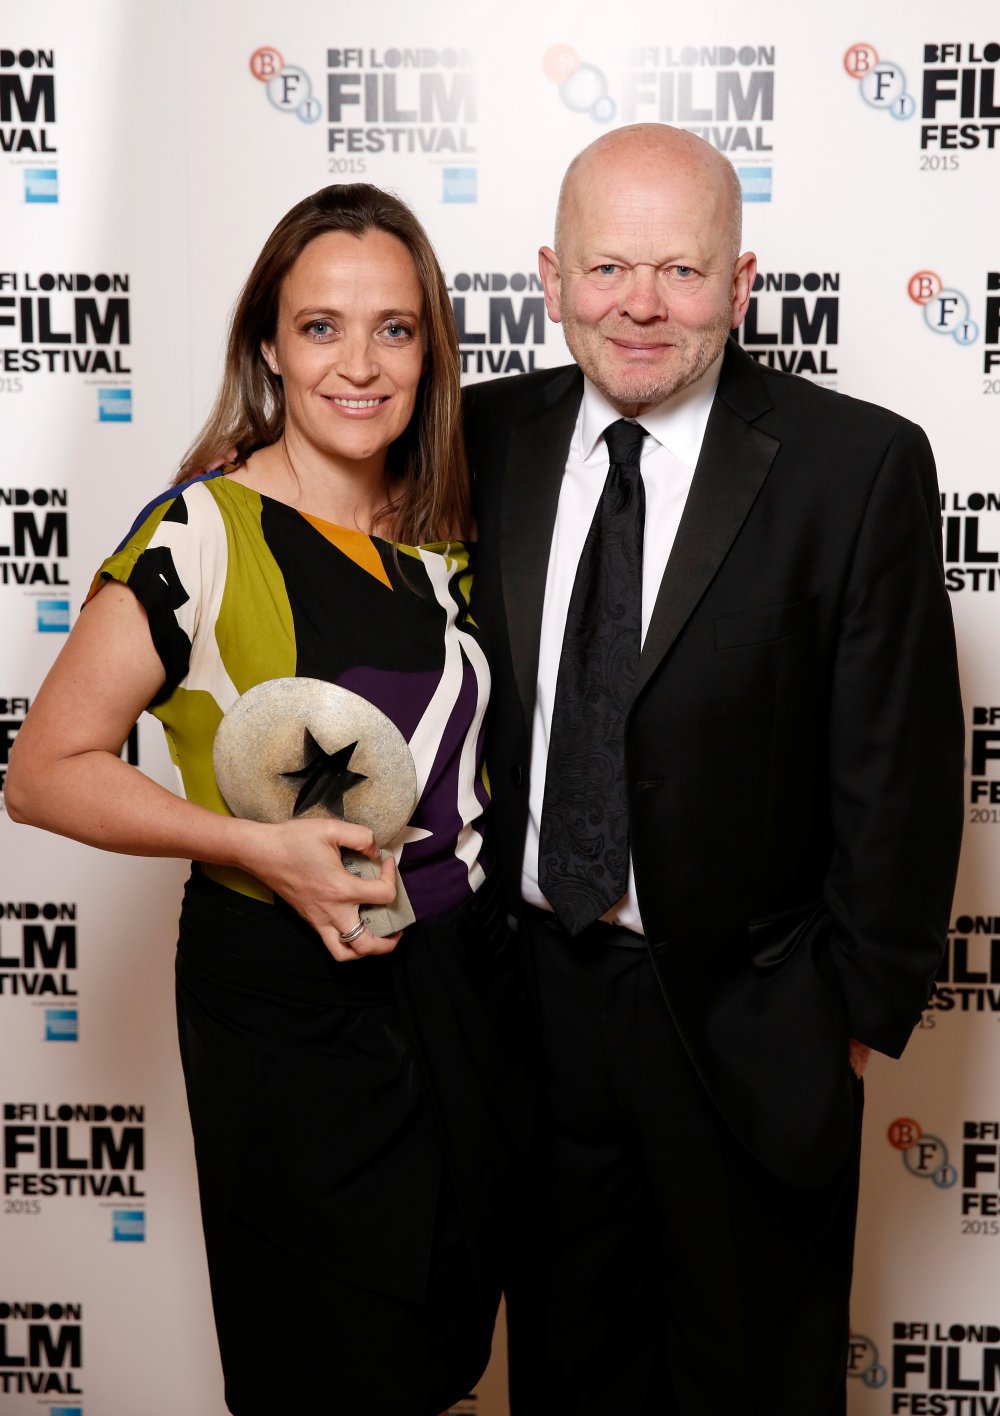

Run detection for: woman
[[6, 184, 530, 1415]]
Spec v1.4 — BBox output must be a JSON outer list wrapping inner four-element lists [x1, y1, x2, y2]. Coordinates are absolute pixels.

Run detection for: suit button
[[510, 764, 525, 788]]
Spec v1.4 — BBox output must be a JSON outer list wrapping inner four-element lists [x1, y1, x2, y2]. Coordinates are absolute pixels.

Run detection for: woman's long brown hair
[[175, 184, 469, 545]]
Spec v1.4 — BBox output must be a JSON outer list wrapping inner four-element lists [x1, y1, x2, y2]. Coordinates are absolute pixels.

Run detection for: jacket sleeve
[[822, 420, 964, 1056]]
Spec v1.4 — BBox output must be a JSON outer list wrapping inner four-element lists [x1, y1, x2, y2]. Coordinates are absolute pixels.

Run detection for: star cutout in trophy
[[279, 731, 368, 818]]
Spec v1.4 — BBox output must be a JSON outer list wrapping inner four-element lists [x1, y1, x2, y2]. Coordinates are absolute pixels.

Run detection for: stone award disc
[[213, 678, 416, 839], [213, 678, 418, 936]]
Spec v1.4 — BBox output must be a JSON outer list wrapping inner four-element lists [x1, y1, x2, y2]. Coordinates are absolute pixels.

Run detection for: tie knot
[[604, 418, 645, 468]]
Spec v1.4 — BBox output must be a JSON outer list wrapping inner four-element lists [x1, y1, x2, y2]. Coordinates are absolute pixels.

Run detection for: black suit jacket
[[464, 340, 964, 1189]]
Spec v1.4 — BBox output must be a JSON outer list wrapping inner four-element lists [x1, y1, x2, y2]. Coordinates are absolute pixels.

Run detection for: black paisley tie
[[538, 418, 646, 935]]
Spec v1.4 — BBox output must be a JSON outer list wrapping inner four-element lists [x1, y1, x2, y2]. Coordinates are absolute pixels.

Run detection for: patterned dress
[[92, 470, 530, 1416], [92, 468, 492, 913]]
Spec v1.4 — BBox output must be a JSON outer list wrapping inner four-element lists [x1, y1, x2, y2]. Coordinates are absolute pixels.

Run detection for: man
[[464, 124, 963, 1414]]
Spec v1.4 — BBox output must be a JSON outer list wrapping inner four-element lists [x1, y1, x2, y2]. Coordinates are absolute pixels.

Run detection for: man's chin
[[574, 344, 687, 407], [593, 369, 685, 413]]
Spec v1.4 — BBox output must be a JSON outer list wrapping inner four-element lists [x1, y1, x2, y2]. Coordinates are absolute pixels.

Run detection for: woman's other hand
[[241, 816, 403, 962]]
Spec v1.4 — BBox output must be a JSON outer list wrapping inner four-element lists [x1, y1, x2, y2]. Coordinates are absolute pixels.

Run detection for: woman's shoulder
[[112, 469, 241, 554]]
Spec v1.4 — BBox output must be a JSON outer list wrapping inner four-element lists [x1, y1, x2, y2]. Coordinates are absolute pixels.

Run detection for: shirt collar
[[578, 348, 724, 471]]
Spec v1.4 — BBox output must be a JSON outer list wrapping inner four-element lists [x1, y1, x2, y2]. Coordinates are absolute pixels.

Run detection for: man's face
[[539, 154, 754, 415]]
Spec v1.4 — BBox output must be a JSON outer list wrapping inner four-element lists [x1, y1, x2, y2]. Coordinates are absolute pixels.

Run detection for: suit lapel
[[633, 345, 780, 704], [500, 366, 582, 725]]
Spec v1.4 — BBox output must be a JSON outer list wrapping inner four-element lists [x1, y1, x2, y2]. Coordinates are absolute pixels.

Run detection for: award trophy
[[213, 678, 417, 935]]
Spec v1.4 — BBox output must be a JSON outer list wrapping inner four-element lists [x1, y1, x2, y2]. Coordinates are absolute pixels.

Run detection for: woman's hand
[[241, 816, 403, 962], [6, 584, 403, 963], [848, 1038, 871, 1078]]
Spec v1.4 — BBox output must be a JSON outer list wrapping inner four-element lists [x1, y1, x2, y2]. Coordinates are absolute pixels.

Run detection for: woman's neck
[[231, 437, 399, 534]]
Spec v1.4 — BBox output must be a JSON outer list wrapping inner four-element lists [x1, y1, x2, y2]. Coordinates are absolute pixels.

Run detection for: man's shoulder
[[740, 349, 920, 442], [462, 364, 580, 421], [721, 347, 929, 473]]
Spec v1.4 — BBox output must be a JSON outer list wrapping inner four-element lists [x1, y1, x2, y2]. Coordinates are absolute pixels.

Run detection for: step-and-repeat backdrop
[[2, 0, 997, 1411]]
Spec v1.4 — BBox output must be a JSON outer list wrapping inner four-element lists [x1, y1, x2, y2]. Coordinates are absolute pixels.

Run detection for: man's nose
[[617, 267, 667, 322]]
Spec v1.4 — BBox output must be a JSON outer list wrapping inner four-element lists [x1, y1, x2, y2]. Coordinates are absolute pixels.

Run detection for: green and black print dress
[[91, 470, 532, 1416]]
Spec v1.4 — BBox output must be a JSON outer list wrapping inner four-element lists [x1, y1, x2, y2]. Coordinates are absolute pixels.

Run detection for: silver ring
[[337, 918, 366, 945]]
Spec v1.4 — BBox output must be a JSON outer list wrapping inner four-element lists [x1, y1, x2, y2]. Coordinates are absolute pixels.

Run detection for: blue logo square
[[45, 1009, 78, 1042], [443, 168, 476, 204], [98, 387, 132, 422], [737, 166, 772, 203], [25, 168, 58, 203], [37, 599, 70, 634], [112, 1209, 145, 1242]]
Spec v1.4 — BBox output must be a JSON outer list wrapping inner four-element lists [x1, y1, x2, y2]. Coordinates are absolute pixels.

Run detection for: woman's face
[[262, 228, 425, 472]]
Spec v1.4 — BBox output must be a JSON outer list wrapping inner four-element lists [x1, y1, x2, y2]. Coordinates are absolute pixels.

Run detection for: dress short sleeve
[[88, 473, 226, 706]]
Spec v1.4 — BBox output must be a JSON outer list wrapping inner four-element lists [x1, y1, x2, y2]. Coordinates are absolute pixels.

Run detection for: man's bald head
[[538, 122, 755, 415], [554, 124, 743, 267]]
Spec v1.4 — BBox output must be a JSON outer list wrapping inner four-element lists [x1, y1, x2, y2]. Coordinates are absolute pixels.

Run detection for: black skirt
[[174, 868, 534, 1416]]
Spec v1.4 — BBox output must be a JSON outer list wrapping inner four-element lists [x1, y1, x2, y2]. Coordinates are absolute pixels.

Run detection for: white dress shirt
[[521, 351, 724, 934]]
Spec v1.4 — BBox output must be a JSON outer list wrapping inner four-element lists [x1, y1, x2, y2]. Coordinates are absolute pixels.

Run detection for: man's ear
[[730, 251, 757, 330], [538, 246, 563, 324]]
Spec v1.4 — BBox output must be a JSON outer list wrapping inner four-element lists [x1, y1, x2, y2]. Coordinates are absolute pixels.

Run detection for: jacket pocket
[[748, 899, 825, 972], [714, 593, 817, 650]]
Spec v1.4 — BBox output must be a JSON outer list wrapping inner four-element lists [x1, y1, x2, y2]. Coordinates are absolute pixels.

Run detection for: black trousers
[[507, 910, 862, 1416]]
